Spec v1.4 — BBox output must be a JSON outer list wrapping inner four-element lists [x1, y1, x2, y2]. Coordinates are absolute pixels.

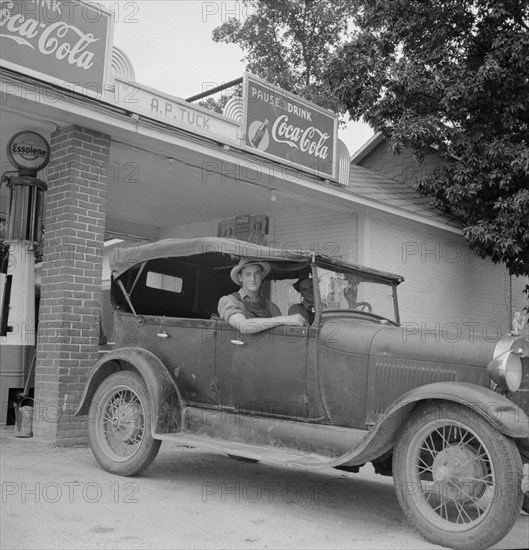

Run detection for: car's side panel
[[365, 327, 494, 424], [306, 328, 324, 420], [112, 311, 217, 405], [314, 316, 383, 428], [214, 322, 309, 418], [134, 315, 218, 405]]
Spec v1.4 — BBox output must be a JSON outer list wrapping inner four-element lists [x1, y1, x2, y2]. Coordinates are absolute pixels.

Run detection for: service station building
[[1, 1, 526, 445]]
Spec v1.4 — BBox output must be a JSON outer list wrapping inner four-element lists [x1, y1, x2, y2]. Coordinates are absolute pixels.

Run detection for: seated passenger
[[218, 258, 305, 334], [288, 276, 315, 325]]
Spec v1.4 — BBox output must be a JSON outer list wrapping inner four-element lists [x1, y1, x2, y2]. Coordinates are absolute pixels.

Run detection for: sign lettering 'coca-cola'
[[0, 0, 113, 97], [243, 73, 338, 179], [272, 115, 330, 160]]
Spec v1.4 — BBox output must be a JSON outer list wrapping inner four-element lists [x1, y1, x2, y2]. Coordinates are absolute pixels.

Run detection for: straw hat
[[230, 258, 271, 285]]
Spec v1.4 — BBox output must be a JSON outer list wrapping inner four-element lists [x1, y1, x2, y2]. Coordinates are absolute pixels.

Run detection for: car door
[[118, 260, 219, 406], [214, 322, 310, 419], [138, 316, 218, 405]]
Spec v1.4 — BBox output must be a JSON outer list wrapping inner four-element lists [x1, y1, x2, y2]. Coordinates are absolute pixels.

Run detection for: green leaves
[[211, 0, 356, 112], [325, 0, 529, 279]]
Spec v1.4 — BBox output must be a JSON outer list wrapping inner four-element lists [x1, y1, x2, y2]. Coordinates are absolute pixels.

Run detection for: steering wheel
[[352, 302, 372, 312]]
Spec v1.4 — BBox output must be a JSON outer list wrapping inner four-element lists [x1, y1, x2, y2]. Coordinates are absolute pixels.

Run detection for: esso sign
[[7, 131, 50, 173]]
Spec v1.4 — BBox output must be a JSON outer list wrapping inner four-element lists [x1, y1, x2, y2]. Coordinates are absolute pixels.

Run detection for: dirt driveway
[[1, 428, 528, 550]]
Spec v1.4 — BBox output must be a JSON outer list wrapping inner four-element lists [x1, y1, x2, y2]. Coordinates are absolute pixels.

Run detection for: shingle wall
[[357, 141, 440, 187]]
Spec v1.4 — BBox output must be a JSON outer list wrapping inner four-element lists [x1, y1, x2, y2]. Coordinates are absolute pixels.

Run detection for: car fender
[[335, 381, 529, 469], [388, 382, 529, 438], [74, 347, 182, 433]]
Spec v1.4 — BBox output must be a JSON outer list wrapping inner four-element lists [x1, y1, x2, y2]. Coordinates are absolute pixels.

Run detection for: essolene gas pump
[[0, 131, 49, 424]]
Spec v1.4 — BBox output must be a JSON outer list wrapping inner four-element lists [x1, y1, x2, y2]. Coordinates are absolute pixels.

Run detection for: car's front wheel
[[393, 401, 523, 550], [88, 371, 161, 476], [523, 492, 529, 515]]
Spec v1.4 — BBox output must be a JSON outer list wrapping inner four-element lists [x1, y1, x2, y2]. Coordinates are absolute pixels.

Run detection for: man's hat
[[293, 274, 311, 293], [230, 258, 271, 285]]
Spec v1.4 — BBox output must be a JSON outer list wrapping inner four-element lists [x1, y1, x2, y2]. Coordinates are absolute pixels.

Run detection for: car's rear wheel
[[88, 371, 161, 476], [393, 401, 523, 550]]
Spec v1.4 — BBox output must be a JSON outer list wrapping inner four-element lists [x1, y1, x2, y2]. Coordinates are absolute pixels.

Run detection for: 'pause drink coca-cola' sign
[[0, 0, 113, 98], [243, 73, 338, 179]]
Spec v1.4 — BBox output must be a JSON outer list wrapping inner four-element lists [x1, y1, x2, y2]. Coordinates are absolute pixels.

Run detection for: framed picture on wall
[[218, 214, 269, 244], [248, 215, 269, 245], [218, 218, 236, 238]]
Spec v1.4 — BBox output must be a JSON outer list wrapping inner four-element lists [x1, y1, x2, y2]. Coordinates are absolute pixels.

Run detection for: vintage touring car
[[76, 237, 529, 549]]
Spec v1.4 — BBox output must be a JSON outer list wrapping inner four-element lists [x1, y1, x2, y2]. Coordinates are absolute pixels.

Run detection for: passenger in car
[[218, 258, 306, 334], [288, 275, 315, 325]]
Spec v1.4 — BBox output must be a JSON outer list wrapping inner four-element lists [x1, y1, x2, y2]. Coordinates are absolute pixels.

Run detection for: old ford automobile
[[76, 237, 529, 549]]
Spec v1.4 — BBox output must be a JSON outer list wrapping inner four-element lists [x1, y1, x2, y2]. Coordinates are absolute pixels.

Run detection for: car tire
[[522, 493, 529, 515], [88, 370, 161, 476], [393, 401, 523, 550]]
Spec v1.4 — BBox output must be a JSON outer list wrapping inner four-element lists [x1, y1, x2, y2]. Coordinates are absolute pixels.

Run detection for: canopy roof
[[111, 237, 404, 285]]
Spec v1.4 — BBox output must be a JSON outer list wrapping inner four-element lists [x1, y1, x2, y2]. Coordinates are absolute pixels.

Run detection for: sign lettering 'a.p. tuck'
[[0, 0, 113, 97], [243, 73, 338, 179]]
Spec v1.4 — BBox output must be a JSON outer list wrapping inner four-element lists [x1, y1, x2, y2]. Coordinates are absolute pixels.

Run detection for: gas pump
[[0, 131, 49, 424]]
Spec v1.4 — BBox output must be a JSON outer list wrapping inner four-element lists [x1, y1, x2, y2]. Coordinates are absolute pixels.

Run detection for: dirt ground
[[1, 427, 528, 550]]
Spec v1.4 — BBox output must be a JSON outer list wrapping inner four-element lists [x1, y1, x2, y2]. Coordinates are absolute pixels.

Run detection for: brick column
[[33, 126, 110, 445]]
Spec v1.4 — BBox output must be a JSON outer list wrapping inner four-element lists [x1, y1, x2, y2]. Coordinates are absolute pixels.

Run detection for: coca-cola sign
[[0, 0, 113, 97], [243, 73, 338, 179]]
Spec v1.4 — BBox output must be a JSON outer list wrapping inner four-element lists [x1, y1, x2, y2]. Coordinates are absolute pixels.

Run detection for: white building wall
[[161, 205, 357, 260], [160, 221, 214, 239], [511, 276, 529, 317], [271, 205, 357, 312], [366, 210, 528, 339], [272, 205, 357, 262]]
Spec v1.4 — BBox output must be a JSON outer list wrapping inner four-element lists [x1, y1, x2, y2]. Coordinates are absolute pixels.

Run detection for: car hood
[[321, 314, 497, 368], [370, 323, 497, 368]]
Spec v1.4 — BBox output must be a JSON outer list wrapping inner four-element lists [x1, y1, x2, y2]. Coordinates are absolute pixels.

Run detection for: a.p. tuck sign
[[0, 0, 113, 97], [243, 73, 338, 179]]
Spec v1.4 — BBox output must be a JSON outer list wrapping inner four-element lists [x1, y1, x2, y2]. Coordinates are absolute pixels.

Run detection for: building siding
[[367, 210, 527, 339]]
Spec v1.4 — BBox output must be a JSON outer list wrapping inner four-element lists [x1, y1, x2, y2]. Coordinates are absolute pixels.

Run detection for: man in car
[[288, 275, 315, 325], [218, 258, 306, 334]]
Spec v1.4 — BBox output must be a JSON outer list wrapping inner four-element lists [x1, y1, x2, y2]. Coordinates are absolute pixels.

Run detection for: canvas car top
[[110, 237, 404, 284]]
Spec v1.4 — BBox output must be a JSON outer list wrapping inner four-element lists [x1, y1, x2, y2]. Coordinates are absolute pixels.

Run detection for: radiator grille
[[374, 361, 457, 414]]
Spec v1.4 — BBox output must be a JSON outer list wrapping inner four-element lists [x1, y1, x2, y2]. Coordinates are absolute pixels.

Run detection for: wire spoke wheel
[[100, 388, 145, 459], [393, 402, 523, 549], [416, 424, 494, 525], [88, 371, 161, 476]]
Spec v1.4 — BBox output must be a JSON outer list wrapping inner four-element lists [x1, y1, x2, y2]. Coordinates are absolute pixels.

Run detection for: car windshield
[[316, 265, 398, 323]]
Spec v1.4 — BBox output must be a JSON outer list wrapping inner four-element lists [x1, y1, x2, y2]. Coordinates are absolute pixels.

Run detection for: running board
[[153, 406, 368, 469], [153, 432, 336, 468]]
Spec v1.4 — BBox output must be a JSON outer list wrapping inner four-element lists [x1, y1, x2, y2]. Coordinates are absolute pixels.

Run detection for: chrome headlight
[[487, 350, 523, 392]]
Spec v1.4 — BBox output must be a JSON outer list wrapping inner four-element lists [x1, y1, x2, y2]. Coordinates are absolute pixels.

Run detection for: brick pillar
[[33, 126, 110, 445]]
